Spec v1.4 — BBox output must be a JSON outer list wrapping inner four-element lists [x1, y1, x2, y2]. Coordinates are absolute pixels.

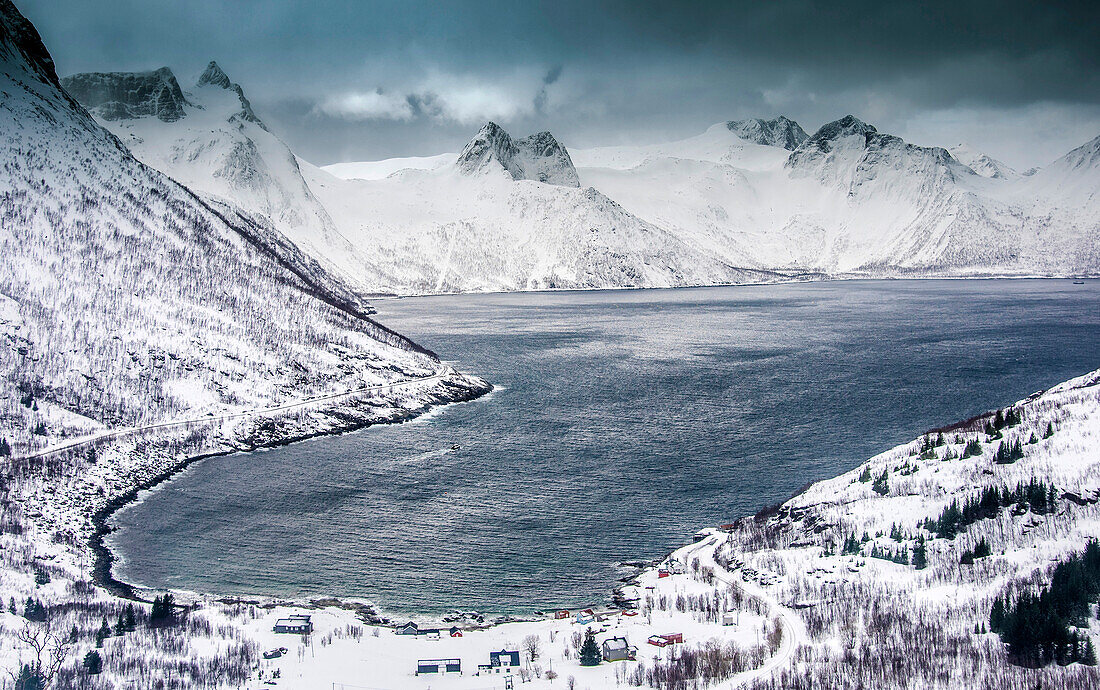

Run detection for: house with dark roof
[[395, 621, 419, 635], [272, 614, 312, 634], [417, 658, 462, 676], [478, 649, 521, 674]]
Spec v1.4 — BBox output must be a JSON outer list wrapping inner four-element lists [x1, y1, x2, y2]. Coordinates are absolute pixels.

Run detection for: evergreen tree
[[23, 597, 46, 622], [0, 437, 10, 456], [83, 650, 103, 675], [1044, 422, 1055, 439], [858, 466, 871, 483], [8, 597, 16, 615], [69, 624, 79, 644], [1085, 638, 1098, 666], [579, 630, 601, 666], [96, 618, 111, 648], [913, 536, 928, 570], [123, 603, 136, 632], [14, 664, 44, 690]]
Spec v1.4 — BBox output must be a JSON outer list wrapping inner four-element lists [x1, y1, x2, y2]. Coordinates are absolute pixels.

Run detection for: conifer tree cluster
[[871, 469, 889, 496], [961, 438, 983, 458], [22, 597, 46, 622], [149, 593, 176, 626], [926, 479, 1058, 539], [990, 541, 1100, 667], [0, 437, 10, 456], [960, 538, 992, 564], [993, 438, 1025, 464]]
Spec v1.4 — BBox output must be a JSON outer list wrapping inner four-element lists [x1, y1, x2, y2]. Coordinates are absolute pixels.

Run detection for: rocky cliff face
[[196, 60, 265, 128], [60, 67, 189, 122], [727, 116, 808, 150], [457, 122, 580, 187]]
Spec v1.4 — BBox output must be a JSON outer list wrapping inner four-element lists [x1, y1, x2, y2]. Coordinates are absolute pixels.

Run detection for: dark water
[[109, 280, 1100, 617]]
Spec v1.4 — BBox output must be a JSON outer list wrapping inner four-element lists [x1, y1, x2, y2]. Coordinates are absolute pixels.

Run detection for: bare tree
[[7, 621, 72, 689], [523, 633, 542, 661]]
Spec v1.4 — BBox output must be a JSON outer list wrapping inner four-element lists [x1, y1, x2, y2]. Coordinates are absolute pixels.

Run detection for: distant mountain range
[[54, 57, 1100, 296]]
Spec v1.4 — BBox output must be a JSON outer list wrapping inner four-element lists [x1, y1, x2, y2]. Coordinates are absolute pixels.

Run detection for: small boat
[[1072, 280, 1085, 285], [450, 443, 460, 450]]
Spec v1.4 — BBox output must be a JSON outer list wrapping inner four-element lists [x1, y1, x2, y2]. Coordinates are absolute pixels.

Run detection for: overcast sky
[[19, 0, 1100, 169]]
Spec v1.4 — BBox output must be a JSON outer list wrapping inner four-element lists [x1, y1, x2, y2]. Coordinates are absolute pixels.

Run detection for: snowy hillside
[[59, 61, 374, 292], [0, 0, 486, 459], [577, 115, 1100, 275], [301, 150, 772, 294], [717, 368, 1100, 689]]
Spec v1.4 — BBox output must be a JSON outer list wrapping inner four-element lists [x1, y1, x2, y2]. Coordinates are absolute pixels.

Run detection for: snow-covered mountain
[[60, 51, 1100, 290], [576, 114, 1100, 275], [456, 121, 581, 187], [950, 143, 1020, 180], [60, 61, 373, 292], [0, 0, 483, 456], [726, 116, 808, 150], [305, 122, 775, 294], [303, 143, 768, 294]]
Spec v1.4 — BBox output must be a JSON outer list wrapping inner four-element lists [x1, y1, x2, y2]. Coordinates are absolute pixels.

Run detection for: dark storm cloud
[[16, 0, 1100, 168]]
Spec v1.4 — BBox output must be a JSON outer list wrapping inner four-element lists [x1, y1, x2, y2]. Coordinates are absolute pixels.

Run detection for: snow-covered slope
[[950, 143, 1020, 180], [60, 61, 373, 291], [576, 115, 1100, 275], [720, 368, 1100, 688], [323, 152, 457, 181], [0, 0, 483, 456], [300, 148, 768, 294]]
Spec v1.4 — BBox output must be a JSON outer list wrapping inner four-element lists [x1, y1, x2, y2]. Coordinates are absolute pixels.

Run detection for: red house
[[554, 610, 570, 620]]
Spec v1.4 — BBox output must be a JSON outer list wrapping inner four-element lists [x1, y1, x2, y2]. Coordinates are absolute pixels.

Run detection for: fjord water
[[110, 280, 1100, 617]]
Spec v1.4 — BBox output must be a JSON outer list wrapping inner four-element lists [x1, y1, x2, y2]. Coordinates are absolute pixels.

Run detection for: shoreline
[[367, 273, 1096, 301], [87, 376, 494, 610]]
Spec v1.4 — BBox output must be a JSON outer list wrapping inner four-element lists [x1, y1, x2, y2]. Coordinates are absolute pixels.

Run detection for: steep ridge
[[0, 0, 482, 458], [456, 121, 581, 187], [62, 61, 372, 293], [61, 67, 189, 122], [727, 116, 808, 150]]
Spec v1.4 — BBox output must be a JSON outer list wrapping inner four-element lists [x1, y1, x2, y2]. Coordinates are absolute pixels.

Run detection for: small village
[[244, 529, 777, 689]]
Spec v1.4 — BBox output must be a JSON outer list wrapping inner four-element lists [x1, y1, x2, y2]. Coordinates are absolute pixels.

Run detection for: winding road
[[13, 365, 454, 462], [679, 531, 806, 688]]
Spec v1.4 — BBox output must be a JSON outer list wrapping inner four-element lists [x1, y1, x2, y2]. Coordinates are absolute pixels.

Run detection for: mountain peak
[[726, 116, 808, 150], [808, 115, 877, 143], [457, 122, 579, 186], [197, 60, 232, 89], [0, 0, 57, 86], [60, 66, 189, 122]]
